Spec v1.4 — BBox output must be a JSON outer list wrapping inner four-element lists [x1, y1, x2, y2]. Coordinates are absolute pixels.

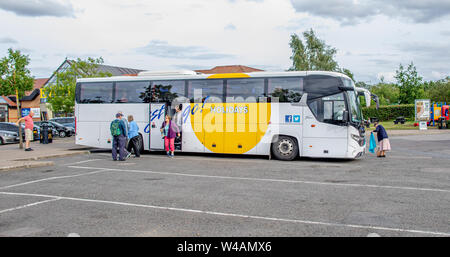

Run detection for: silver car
[[0, 130, 20, 145]]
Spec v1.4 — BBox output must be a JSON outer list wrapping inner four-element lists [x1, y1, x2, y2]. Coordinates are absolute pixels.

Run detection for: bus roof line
[[76, 71, 347, 83]]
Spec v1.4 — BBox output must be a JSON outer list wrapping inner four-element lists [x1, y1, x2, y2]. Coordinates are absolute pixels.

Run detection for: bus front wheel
[[272, 136, 298, 161]]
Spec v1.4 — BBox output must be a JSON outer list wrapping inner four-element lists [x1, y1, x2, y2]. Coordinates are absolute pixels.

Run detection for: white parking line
[[69, 165, 450, 194], [0, 198, 60, 214], [0, 169, 110, 190], [0, 191, 448, 236], [64, 159, 103, 166]]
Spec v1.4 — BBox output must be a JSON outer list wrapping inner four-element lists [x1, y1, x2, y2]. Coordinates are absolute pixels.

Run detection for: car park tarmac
[[0, 132, 449, 237]]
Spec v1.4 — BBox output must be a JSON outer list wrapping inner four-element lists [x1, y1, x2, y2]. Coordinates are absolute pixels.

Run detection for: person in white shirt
[[173, 104, 183, 128]]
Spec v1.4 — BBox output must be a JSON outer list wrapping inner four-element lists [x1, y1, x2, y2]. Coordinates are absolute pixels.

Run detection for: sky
[[0, 0, 449, 84]]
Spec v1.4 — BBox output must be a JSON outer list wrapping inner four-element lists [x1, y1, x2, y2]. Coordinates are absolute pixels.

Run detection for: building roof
[[195, 65, 264, 74], [33, 78, 49, 89], [2, 78, 49, 106], [0, 96, 10, 105], [94, 63, 144, 76], [65, 59, 144, 76], [44, 59, 144, 86]]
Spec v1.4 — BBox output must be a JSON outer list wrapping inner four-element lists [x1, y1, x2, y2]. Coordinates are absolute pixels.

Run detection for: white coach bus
[[75, 70, 374, 160]]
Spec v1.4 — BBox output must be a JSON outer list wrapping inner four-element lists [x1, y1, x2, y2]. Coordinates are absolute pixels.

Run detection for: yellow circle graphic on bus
[[190, 103, 271, 154]]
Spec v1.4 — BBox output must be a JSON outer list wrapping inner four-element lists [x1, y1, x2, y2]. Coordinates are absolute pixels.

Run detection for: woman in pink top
[[16, 110, 34, 151]]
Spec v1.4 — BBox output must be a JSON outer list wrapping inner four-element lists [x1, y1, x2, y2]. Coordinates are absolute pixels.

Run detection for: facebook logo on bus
[[285, 115, 292, 123]]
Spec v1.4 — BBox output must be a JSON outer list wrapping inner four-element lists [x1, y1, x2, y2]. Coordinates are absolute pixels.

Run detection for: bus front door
[[149, 103, 166, 150]]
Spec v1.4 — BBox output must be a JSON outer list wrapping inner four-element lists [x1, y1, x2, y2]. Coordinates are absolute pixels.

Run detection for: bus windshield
[[342, 78, 363, 123], [347, 90, 363, 123]]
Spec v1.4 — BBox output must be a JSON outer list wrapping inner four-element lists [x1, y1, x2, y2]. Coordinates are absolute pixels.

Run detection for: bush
[[362, 104, 415, 121]]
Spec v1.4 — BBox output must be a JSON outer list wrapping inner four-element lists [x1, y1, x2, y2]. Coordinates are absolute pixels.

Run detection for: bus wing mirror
[[342, 110, 349, 123], [364, 91, 371, 108], [371, 93, 380, 109]]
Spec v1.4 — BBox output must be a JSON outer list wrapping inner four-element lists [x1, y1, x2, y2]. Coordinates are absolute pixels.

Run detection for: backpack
[[110, 120, 122, 136]]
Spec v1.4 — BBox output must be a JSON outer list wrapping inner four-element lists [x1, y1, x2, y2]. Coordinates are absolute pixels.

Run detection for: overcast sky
[[1, 0, 449, 84]]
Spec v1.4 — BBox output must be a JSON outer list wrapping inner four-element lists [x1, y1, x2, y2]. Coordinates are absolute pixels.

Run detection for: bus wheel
[[272, 136, 298, 161]]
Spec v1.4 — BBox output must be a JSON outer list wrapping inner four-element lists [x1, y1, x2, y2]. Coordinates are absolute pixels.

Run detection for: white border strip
[[0, 169, 109, 190], [0, 198, 60, 214], [69, 166, 450, 194], [0, 191, 448, 236], [64, 159, 103, 166]]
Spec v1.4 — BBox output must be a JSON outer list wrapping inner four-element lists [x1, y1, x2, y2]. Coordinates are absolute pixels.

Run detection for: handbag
[[369, 132, 376, 153]]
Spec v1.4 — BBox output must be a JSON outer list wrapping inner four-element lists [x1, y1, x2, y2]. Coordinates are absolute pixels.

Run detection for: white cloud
[[0, 37, 18, 44], [136, 40, 235, 60], [0, 0, 75, 17], [430, 71, 449, 80], [0, 0, 448, 82], [377, 72, 396, 83], [290, 0, 450, 25]]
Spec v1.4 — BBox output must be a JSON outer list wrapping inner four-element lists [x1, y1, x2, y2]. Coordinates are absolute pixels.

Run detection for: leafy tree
[[355, 81, 371, 89], [289, 29, 355, 82], [44, 57, 112, 116], [425, 77, 450, 102], [370, 81, 400, 105], [395, 62, 425, 104], [0, 48, 34, 148], [340, 68, 355, 81], [289, 29, 339, 71]]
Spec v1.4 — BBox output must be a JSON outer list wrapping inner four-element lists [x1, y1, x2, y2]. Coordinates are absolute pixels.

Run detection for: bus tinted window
[[152, 80, 185, 103], [115, 81, 151, 103], [305, 75, 342, 100], [188, 79, 223, 103], [79, 82, 113, 103], [308, 92, 347, 124], [226, 78, 264, 103], [268, 77, 303, 102]]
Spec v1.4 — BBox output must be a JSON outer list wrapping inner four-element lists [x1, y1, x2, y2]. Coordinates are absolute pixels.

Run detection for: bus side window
[[78, 82, 114, 103], [226, 78, 264, 103], [115, 81, 151, 103], [188, 79, 224, 103], [268, 77, 303, 103], [152, 80, 185, 103], [308, 92, 347, 124]]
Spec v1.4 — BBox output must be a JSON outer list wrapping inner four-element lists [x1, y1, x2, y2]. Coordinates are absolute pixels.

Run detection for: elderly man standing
[[16, 110, 34, 151], [110, 112, 131, 161]]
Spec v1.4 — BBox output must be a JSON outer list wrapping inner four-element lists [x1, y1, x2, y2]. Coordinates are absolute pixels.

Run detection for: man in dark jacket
[[111, 113, 131, 161]]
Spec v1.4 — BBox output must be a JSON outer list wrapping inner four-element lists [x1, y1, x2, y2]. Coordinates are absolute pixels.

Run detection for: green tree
[[289, 29, 339, 71], [0, 48, 34, 149], [395, 62, 425, 104], [425, 77, 450, 102], [289, 28, 355, 81], [370, 80, 400, 105], [45, 57, 112, 116], [340, 68, 355, 81]]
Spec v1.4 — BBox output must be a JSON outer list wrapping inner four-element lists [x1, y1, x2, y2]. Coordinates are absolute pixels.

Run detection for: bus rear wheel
[[272, 136, 298, 161]]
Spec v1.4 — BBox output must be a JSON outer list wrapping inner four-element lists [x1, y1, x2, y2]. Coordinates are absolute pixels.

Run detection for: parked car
[[40, 121, 74, 138], [0, 122, 38, 141], [0, 129, 20, 145], [49, 117, 75, 129]]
